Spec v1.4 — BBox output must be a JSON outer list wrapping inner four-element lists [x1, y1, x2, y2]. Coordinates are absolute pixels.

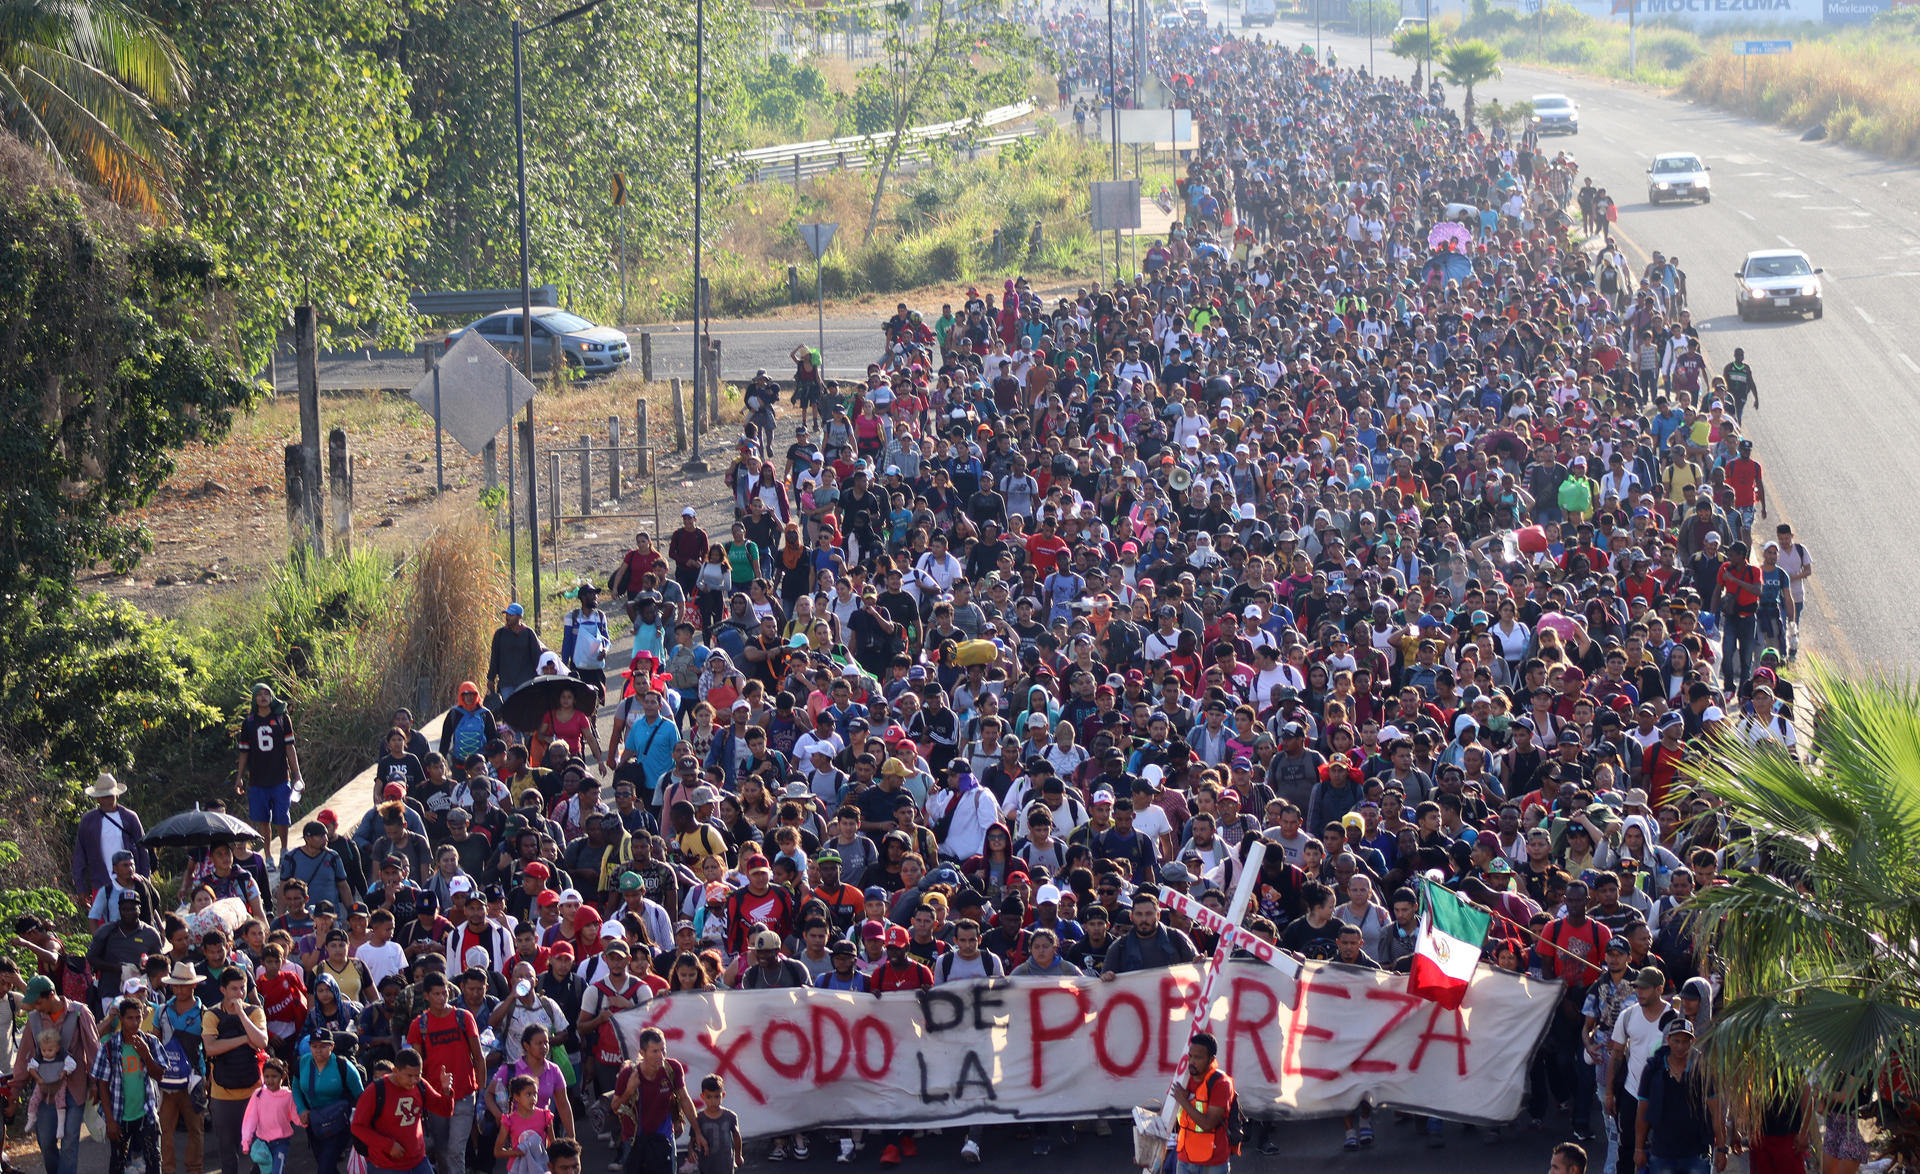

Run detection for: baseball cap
[[863, 886, 889, 901], [750, 930, 783, 951]]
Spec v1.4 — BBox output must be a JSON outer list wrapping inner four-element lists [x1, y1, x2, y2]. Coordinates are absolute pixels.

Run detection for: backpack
[[449, 707, 489, 761], [1205, 1069, 1247, 1156], [349, 1077, 388, 1158]]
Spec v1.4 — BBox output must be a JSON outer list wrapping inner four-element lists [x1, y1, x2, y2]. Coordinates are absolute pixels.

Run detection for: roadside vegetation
[[636, 129, 1123, 321], [1685, 9, 1920, 158]]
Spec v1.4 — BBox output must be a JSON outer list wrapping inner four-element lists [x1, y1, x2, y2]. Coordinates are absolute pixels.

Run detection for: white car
[[1530, 93, 1578, 135], [444, 307, 632, 373], [1734, 249, 1823, 321], [1647, 152, 1710, 205]]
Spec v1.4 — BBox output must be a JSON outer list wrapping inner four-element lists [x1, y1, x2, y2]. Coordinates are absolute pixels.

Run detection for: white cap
[[1035, 884, 1062, 904], [558, 888, 583, 904], [682, 506, 698, 517], [601, 920, 626, 940]]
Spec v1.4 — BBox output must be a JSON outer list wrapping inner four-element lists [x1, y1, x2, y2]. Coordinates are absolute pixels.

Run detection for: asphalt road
[[8, 1102, 1576, 1174], [1273, 19, 1916, 674]]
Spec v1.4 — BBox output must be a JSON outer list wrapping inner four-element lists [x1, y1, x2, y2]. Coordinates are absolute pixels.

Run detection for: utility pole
[[1107, 0, 1122, 285], [687, 0, 711, 473]]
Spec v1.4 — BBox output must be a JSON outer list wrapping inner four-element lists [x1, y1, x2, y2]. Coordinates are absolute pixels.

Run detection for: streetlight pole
[[1423, 0, 1431, 96], [514, 0, 608, 635], [1106, 0, 1121, 285], [688, 0, 710, 473]]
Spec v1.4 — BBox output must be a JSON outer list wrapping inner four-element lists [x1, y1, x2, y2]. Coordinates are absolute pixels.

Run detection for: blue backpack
[[449, 708, 488, 760]]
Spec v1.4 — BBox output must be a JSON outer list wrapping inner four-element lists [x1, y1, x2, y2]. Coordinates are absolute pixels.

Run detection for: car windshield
[[536, 311, 596, 333], [1747, 256, 1812, 278], [1654, 157, 1700, 174], [1534, 97, 1571, 111]]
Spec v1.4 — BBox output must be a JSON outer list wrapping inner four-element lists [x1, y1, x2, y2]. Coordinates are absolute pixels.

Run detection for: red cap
[[315, 809, 339, 828], [548, 940, 573, 958], [1219, 789, 1242, 804], [884, 726, 909, 743], [523, 862, 551, 880], [382, 783, 405, 800], [884, 925, 910, 948], [744, 854, 772, 872], [536, 890, 560, 907]]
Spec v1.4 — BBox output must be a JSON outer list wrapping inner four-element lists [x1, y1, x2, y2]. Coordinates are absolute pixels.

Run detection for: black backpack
[[348, 1079, 387, 1158], [1206, 1069, 1247, 1156]]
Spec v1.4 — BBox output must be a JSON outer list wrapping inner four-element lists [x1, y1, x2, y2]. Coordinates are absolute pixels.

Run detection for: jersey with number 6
[[239, 713, 295, 788]]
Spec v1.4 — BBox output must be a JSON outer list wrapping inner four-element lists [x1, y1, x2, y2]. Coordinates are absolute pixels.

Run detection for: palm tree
[[1388, 24, 1441, 91], [0, 0, 189, 218], [1439, 39, 1500, 129], [1687, 663, 1920, 1166]]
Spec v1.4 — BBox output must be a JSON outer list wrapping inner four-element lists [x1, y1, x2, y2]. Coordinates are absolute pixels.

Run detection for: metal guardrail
[[749, 126, 1042, 183], [736, 100, 1039, 182], [409, 285, 560, 319]]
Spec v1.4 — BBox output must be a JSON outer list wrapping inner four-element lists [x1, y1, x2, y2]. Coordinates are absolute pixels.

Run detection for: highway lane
[[1223, 11, 1920, 672]]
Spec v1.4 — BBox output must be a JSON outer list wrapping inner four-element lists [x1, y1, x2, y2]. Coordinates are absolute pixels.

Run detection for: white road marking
[[1901, 353, 1920, 373], [1777, 235, 1796, 247], [1775, 192, 1810, 199], [1738, 210, 1757, 221], [1855, 306, 1876, 324]]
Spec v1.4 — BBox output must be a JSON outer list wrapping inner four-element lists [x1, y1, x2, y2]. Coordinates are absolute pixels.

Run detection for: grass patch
[[1686, 24, 1920, 158], [1451, 2, 1704, 85], [617, 128, 1112, 323], [175, 505, 502, 815]]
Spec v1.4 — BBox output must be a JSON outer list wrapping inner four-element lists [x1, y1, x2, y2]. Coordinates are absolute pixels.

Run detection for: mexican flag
[[1407, 878, 1491, 1009]]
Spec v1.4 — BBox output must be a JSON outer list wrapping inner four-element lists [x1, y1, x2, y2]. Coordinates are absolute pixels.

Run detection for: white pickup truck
[[1243, 0, 1277, 25]]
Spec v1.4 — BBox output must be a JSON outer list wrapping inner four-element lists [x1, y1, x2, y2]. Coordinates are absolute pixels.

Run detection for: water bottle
[[290, 777, 305, 806]]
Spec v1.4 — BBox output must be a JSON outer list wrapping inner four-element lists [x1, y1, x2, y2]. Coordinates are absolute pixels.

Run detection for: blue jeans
[[264, 1138, 290, 1174], [1647, 1157, 1711, 1174], [309, 1123, 353, 1174], [35, 1100, 83, 1174], [1175, 1161, 1231, 1174]]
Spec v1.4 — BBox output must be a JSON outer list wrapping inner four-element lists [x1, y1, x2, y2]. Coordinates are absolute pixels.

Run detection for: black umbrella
[[141, 806, 261, 848], [497, 675, 600, 731]]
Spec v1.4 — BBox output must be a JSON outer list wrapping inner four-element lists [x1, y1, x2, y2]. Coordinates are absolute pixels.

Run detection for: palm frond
[[9, 48, 175, 215], [0, 0, 186, 104], [1687, 659, 1920, 1139], [0, 58, 65, 162]]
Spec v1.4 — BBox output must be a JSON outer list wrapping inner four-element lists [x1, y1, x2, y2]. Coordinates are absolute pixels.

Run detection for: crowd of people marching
[[10, 9, 1833, 1174]]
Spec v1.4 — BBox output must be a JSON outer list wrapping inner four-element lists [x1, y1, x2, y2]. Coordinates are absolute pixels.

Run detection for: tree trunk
[[862, 0, 950, 245], [1465, 83, 1476, 130]]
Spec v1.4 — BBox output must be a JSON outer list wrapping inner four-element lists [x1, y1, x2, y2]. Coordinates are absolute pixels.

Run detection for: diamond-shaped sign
[[410, 330, 540, 456]]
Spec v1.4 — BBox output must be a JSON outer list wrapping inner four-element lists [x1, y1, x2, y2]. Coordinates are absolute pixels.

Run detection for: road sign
[[1734, 39, 1792, 54], [1089, 180, 1142, 231], [797, 222, 838, 259], [411, 329, 540, 457], [1096, 108, 1194, 146], [611, 171, 626, 207]]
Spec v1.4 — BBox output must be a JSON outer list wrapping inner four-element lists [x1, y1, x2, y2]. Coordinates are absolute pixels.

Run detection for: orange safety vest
[[1177, 1064, 1233, 1166]]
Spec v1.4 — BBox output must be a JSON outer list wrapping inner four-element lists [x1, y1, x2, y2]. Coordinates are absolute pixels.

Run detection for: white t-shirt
[[1616, 998, 1676, 1098], [1130, 803, 1173, 844], [355, 939, 408, 990]]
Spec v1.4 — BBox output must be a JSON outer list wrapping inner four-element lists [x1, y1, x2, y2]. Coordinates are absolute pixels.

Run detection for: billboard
[[1570, 0, 1880, 24]]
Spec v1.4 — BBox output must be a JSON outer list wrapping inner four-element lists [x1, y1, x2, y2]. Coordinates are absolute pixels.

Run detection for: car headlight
[[586, 342, 605, 352], [1656, 182, 1670, 190], [1531, 115, 1542, 122]]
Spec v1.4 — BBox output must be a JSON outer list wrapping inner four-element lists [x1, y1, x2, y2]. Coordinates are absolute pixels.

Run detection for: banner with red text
[[613, 961, 1560, 1137]]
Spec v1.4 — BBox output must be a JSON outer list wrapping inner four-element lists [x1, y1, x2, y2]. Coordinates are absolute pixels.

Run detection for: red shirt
[[1542, 916, 1611, 986], [406, 1006, 482, 1099], [255, 968, 307, 1035], [1724, 458, 1763, 508], [1024, 533, 1071, 576], [352, 1075, 454, 1170], [870, 959, 935, 993]]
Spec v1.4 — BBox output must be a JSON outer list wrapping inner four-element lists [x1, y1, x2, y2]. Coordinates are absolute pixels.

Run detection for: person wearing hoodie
[[440, 682, 500, 767]]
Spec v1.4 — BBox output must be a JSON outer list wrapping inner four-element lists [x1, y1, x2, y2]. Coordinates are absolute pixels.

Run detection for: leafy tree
[[1688, 665, 1920, 1165], [1440, 38, 1501, 127], [856, 0, 1041, 244], [395, 0, 750, 317], [144, 0, 424, 369], [1389, 23, 1442, 88], [0, 590, 219, 792], [0, 133, 258, 595], [0, 0, 188, 218]]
